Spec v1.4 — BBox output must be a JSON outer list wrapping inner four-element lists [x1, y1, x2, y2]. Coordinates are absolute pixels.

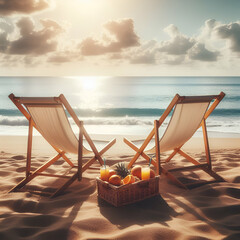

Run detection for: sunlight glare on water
[[67, 76, 106, 110], [80, 76, 98, 91]]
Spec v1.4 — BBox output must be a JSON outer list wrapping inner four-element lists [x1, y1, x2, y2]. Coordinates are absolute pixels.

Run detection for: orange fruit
[[108, 169, 117, 181], [109, 175, 122, 186], [150, 169, 155, 178], [131, 165, 142, 179], [123, 174, 135, 185]]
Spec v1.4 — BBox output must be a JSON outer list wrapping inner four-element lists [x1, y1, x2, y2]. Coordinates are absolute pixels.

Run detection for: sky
[[0, 0, 240, 76]]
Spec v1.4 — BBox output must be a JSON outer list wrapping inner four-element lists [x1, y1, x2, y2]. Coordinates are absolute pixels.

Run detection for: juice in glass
[[141, 166, 150, 180], [100, 166, 109, 181]]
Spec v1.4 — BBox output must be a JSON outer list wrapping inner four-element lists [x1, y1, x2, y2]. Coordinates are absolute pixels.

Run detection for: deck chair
[[8, 93, 116, 197], [124, 92, 226, 189]]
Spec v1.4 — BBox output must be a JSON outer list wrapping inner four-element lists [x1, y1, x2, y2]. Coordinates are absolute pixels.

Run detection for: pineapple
[[114, 162, 130, 179]]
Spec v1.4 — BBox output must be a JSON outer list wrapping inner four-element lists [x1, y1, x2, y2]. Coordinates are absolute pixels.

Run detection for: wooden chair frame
[[8, 93, 116, 197], [124, 92, 226, 189]]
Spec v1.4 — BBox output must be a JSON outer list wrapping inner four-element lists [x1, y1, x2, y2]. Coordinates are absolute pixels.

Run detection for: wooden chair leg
[[78, 121, 83, 181], [9, 153, 62, 193], [202, 119, 212, 170], [154, 120, 161, 175], [165, 148, 180, 163], [26, 118, 33, 177], [52, 138, 117, 197], [61, 153, 74, 167], [123, 138, 157, 168], [82, 138, 116, 172], [178, 149, 202, 165], [127, 133, 154, 168], [82, 126, 104, 165]]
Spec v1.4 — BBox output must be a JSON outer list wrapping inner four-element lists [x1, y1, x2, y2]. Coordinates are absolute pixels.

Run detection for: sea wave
[[1, 108, 240, 118], [0, 116, 28, 126], [0, 115, 155, 126], [1, 115, 240, 133]]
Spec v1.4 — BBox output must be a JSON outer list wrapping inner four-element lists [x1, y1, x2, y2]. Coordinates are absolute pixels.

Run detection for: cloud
[[109, 53, 123, 60], [198, 19, 218, 43], [0, 18, 14, 33], [0, 32, 8, 51], [130, 51, 156, 64], [78, 20, 227, 66], [80, 38, 107, 56], [216, 22, 240, 52], [0, 0, 51, 15], [164, 24, 179, 38], [17, 16, 34, 36], [104, 19, 140, 48], [47, 55, 72, 64], [159, 24, 195, 55], [129, 40, 158, 64], [80, 19, 140, 56], [47, 50, 82, 64], [164, 55, 185, 65], [8, 17, 64, 55], [0, 19, 14, 52], [1, 15, 240, 71], [188, 43, 219, 61], [157, 22, 222, 64], [0, 54, 40, 67]]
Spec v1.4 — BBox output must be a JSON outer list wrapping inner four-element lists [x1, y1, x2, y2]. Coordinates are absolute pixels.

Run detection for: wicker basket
[[96, 176, 159, 207]]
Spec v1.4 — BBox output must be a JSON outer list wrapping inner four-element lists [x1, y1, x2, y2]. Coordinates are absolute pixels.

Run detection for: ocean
[[0, 76, 240, 137]]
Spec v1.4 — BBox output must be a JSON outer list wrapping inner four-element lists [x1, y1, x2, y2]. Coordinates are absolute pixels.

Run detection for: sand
[[0, 135, 240, 240]]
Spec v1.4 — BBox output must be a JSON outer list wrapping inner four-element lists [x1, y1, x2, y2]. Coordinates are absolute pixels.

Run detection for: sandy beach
[[0, 135, 239, 240], [1, 0, 240, 239]]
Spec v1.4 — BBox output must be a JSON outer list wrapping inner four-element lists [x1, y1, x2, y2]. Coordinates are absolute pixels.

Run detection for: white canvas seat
[[8, 94, 116, 197], [26, 104, 91, 155], [124, 92, 226, 189]]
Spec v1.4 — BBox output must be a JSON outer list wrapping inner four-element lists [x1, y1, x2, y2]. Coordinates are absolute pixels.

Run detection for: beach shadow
[[98, 194, 178, 229], [171, 183, 240, 238], [0, 151, 109, 239], [166, 149, 240, 239], [1, 174, 95, 240]]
